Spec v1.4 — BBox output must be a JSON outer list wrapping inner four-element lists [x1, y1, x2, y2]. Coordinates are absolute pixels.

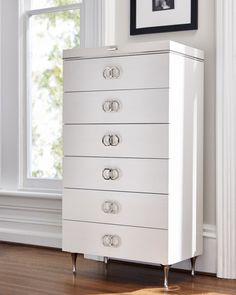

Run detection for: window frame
[[19, 0, 104, 192]]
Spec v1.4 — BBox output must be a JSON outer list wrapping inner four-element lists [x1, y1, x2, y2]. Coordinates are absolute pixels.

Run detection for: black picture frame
[[130, 0, 198, 35]]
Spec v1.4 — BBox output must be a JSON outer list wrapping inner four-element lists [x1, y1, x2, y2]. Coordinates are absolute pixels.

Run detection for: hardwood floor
[[0, 243, 235, 295]]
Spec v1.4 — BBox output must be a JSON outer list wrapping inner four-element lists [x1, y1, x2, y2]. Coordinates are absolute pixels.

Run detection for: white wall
[[0, 0, 217, 273], [1, 0, 19, 190], [0, 0, 62, 249], [114, 0, 216, 226]]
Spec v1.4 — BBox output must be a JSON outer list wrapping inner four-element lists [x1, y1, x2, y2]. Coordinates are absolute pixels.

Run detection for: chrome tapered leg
[[104, 257, 109, 264], [162, 265, 171, 288], [71, 253, 78, 274], [190, 256, 197, 276]]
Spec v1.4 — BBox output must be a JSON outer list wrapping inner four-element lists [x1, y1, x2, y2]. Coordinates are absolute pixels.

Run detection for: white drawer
[[64, 124, 168, 159], [63, 189, 168, 229], [63, 157, 168, 194], [63, 89, 169, 124], [63, 54, 169, 92], [63, 220, 168, 265]]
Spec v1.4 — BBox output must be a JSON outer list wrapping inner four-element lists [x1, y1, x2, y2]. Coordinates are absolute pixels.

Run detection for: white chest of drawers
[[62, 41, 204, 287]]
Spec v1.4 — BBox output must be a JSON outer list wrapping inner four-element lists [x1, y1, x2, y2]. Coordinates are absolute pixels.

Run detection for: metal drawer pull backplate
[[102, 234, 121, 248]]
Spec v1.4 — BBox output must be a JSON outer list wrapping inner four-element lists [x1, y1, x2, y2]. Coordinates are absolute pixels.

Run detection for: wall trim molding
[[174, 224, 216, 274], [216, 0, 236, 279], [0, 189, 62, 199], [0, 191, 62, 248]]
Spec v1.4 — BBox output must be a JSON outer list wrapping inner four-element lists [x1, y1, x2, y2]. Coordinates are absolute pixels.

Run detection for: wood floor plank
[[0, 242, 235, 295]]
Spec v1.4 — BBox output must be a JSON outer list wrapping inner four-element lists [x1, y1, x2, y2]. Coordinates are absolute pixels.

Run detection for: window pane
[[31, 0, 81, 10], [29, 9, 80, 179]]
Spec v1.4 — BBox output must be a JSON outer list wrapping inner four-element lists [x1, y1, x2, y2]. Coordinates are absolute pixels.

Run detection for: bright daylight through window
[[28, 0, 81, 180]]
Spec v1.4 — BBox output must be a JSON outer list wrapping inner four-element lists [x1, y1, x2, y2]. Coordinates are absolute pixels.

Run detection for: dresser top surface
[[63, 40, 204, 60]]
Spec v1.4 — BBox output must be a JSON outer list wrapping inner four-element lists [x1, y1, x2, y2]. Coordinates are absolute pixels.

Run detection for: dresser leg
[[104, 257, 109, 264], [71, 253, 78, 274], [161, 265, 171, 288], [190, 256, 197, 276]]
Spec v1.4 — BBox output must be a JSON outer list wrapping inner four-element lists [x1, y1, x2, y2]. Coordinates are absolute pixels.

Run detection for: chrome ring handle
[[102, 135, 111, 146], [110, 169, 119, 180], [102, 235, 113, 247], [111, 100, 120, 112], [110, 134, 120, 146], [102, 101, 112, 112], [102, 100, 120, 113], [110, 201, 120, 214], [102, 134, 120, 147], [102, 235, 121, 248], [102, 201, 113, 214], [111, 235, 121, 248], [103, 66, 121, 80], [102, 200, 120, 214], [103, 67, 113, 79], [111, 66, 120, 79], [102, 168, 119, 180], [102, 168, 111, 180]]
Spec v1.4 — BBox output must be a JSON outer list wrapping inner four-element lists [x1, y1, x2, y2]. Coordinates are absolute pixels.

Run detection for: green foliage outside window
[[31, 0, 80, 178]]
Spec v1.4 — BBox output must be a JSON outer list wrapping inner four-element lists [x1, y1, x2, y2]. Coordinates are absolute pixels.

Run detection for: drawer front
[[63, 89, 169, 124], [63, 157, 168, 194], [63, 220, 168, 265], [64, 54, 169, 92], [63, 189, 168, 229], [64, 124, 168, 159]]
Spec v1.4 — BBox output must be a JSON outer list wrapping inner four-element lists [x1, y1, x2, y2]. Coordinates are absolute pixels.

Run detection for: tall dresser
[[62, 41, 204, 287]]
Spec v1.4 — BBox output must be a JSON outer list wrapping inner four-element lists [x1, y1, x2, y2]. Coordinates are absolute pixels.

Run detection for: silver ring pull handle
[[102, 235, 121, 248], [102, 168, 119, 180], [102, 200, 120, 214], [111, 66, 121, 79], [110, 134, 120, 146], [110, 169, 119, 180], [103, 66, 121, 80], [102, 100, 120, 113], [102, 168, 111, 180], [102, 135, 111, 147], [111, 100, 120, 112], [102, 134, 120, 147]]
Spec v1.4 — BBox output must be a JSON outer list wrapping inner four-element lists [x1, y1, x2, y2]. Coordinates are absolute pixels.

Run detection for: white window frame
[[0, 0, 2, 189], [19, 0, 105, 192]]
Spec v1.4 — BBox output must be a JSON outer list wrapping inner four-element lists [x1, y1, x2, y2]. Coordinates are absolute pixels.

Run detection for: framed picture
[[130, 0, 198, 35]]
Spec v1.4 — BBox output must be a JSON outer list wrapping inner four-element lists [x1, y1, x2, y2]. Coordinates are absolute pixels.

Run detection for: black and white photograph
[[131, 0, 198, 35], [153, 0, 175, 11]]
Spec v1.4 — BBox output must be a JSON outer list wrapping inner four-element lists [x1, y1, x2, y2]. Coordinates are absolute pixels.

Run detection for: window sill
[[0, 189, 62, 200]]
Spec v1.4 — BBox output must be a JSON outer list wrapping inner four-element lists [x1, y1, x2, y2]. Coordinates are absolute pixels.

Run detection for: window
[[20, 0, 103, 191], [29, 1, 81, 180]]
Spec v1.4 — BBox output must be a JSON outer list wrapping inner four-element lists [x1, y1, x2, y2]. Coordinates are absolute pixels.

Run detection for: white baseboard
[[173, 224, 216, 274], [0, 191, 216, 273], [0, 191, 62, 248]]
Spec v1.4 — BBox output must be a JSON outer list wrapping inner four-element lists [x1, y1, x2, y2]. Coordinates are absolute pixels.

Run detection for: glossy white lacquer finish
[[63, 40, 204, 60], [167, 54, 204, 264], [63, 220, 168, 265], [63, 54, 169, 92], [62, 40, 204, 269], [63, 157, 168, 194], [63, 189, 168, 229], [64, 124, 168, 159], [63, 89, 169, 124]]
